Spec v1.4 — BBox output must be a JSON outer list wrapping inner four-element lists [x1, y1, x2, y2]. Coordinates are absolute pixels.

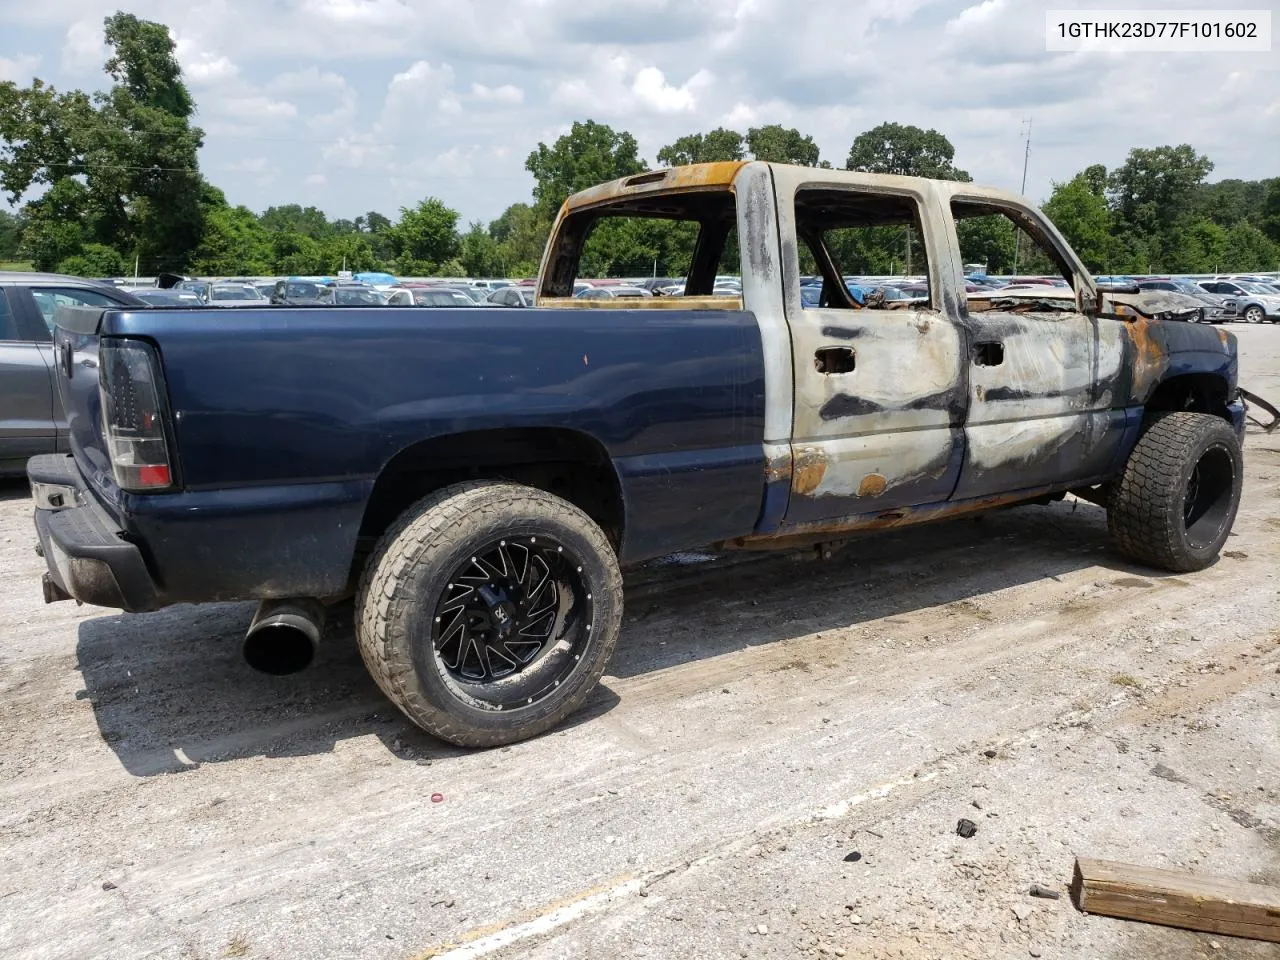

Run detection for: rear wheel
[[1107, 412, 1242, 572], [356, 481, 624, 747]]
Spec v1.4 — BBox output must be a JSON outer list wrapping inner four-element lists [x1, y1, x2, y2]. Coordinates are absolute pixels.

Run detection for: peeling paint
[[967, 414, 1086, 471], [794, 431, 956, 500], [791, 447, 827, 496]]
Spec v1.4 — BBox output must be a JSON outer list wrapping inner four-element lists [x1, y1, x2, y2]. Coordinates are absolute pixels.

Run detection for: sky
[[0, 0, 1276, 226]]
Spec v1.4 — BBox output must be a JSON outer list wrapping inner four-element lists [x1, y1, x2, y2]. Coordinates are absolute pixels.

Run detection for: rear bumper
[[29, 454, 158, 611]]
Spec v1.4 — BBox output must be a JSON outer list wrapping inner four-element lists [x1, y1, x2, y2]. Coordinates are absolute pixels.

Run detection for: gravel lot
[[1, 326, 1278, 960]]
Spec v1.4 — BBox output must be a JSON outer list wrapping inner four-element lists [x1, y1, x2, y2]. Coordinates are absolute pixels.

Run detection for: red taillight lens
[[99, 339, 175, 491]]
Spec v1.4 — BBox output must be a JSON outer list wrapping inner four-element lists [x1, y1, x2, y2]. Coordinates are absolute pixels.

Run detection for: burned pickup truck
[[30, 162, 1244, 747]]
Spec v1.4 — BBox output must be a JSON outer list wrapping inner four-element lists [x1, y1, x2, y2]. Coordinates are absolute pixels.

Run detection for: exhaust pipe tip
[[244, 599, 326, 675]]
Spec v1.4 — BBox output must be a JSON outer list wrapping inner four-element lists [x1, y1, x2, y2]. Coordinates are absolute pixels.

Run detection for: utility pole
[[1011, 118, 1032, 276]]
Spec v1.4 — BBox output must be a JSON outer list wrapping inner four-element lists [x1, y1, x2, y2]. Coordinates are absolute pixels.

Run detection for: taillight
[[99, 339, 175, 491]]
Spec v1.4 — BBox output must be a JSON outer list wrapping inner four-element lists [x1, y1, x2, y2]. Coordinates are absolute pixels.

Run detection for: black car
[[0, 273, 146, 475]]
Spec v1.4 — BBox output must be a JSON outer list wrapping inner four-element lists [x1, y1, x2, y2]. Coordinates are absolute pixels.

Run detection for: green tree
[[0, 208, 21, 259], [1194, 177, 1272, 230], [1041, 173, 1115, 272], [193, 204, 273, 274], [1260, 179, 1280, 245], [318, 233, 379, 273], [260, 203, 331, 238], [954, 216, 1018, 274], [271, 232, 323, 274], [1220, 221, 1278, 272], [459, 221, 500, 277], [844, 122, 970, 180], [525, 120, 645, 219], [19, 178, 89, 270], [1080, 163, 1107, 197], [389, 197, 460, 268], [0, 12, 205, 272], [746, 124, 820, 165], [1107, 145, 1214, 272], [1107, 145, 1213, 231], [489, 203, 550, 277], [656, 127, 745, 166], [57, 242, 128, 277]]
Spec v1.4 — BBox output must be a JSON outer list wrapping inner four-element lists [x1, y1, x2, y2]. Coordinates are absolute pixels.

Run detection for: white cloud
[[4, 0, 1274, 229], [947, 0, 1008, 33], [61, 18, 107, 74], [384, 60, 461, 119], [214, 96, 299, 121], [723, 101, 757, 127], [304, 173, 328, 186], [631, 66, 709, 114], [470, 83, 524, 105], [270, 67, 350, 95], [323, 133, 391, 169], [300, 0, 414, 26], [0, 54, 41, 82]]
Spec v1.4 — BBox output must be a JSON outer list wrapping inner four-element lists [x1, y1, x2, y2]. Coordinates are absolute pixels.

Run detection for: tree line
[[1, 13, 1277, 280]]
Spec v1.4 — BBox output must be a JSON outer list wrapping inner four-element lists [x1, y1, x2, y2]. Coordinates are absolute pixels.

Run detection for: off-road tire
[[356, 481, 624, 747], [1107, 412, 1242, 572]]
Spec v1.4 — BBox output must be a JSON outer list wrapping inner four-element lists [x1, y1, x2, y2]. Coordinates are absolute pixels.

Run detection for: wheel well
[[358, 428, 625, 548], [1144, 374, 1231, 420]]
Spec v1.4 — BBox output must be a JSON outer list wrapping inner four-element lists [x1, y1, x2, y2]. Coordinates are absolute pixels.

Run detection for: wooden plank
[[1071, 857, 1280, 943]]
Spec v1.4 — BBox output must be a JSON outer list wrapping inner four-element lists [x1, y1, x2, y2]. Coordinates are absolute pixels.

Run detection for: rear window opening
[[539, 189, 741, 305], [793, 189, 933, 311]]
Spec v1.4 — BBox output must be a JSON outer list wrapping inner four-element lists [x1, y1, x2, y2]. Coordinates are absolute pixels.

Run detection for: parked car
[[126, 289, 204, 306], [29, 162, 1246, 751], [1197, 279, 1280, 324], [208, 284, 269, 307], [315, 284, 387, 306], [1136, 278, 1236, 323], [574, 285, 652, 299], [270, 279, 332, 305], [0, 273, 146, 475], [487, 286, 536, 307], [412, 288, 477, 307]]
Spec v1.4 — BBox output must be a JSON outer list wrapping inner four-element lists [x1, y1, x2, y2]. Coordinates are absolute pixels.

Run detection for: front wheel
[[356, 481, 624, 747], [1107, 412, 1242, 572], [1243, 304, 1264, 324]]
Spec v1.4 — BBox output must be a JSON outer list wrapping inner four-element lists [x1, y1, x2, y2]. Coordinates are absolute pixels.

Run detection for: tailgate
[[52, 305, 117, 498]]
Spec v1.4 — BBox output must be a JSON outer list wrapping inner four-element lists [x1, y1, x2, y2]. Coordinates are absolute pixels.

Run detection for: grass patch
[[1110, 674, 1143, 689], [222, 935, 250, 958], [0, 260, 34, 272]]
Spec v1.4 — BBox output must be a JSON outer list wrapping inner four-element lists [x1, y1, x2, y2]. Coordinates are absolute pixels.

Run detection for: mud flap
[[1240, 388, 1279, 432]]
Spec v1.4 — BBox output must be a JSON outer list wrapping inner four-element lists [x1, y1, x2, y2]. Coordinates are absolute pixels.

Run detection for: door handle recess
[[814, 346, 855, 374], [972, 342, 1004, 366]]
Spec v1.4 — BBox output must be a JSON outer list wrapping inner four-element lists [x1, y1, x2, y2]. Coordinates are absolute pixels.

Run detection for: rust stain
[[764, 449, 791, 486], [1123, 315, 1167, 399], [857, 473, 888, 497], [563, 161, 746, 213], [791, 448, 827, 496], [727, 487, 1053, 552]]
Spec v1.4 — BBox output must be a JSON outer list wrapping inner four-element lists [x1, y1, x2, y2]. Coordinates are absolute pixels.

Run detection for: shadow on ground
[[0, 477, 31, 503], [74, 498, 1177, 777]]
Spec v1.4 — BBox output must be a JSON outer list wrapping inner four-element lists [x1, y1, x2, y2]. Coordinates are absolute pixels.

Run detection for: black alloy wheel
[[429, 536, 592, 708]]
